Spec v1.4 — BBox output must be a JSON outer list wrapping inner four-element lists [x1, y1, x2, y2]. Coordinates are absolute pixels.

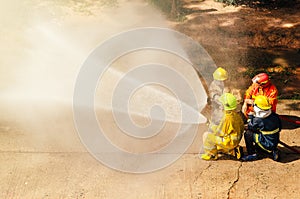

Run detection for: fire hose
[[279, 115, 300, 125]]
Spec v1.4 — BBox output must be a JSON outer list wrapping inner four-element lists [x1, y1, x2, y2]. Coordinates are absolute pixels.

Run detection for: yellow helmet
[[218, 93, 237, 111], [254, 95, 272, 110], [213, 67, 228, 81]]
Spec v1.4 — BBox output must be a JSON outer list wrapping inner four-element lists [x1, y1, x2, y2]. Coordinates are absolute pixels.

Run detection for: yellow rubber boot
[[201, 153, 217, 161], [234, 146, 244, 160]]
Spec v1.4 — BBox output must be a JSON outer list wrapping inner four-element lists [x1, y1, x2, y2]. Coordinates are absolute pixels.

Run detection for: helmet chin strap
[[260, 81, 271, 87]]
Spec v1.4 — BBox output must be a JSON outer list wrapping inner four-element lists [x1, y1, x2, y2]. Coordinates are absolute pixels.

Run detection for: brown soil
[[170, 0, 300, 98]]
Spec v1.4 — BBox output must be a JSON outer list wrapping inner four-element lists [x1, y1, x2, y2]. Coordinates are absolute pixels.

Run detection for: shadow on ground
[[282, 102, 300, 111], [233, 0, 299, 9], [278, 146, 300, 163], [280, 115, 300, 130], [254, 145, 300, 163], [217, 145, 300, 163]]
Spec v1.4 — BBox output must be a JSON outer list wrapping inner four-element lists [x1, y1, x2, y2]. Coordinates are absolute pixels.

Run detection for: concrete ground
[[0, 99, 299, 199]]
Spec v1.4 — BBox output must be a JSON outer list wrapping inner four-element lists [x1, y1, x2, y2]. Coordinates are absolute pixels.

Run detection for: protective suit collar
[[254, 105, 271, 118]]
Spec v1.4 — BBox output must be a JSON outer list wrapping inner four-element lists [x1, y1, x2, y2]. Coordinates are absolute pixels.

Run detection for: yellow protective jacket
[[214, 110, 244, 149]]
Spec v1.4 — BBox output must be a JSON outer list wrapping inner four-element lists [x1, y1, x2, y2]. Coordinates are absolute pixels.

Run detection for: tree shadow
[[283, 102, 300, 111], [174, 0, 300, 96], [241, 48, 300, 99], [181, 7, 218, 15], [234, 0, 299, 9]]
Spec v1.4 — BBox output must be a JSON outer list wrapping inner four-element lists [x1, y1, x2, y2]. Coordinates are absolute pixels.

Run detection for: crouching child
[[242, 95, 281, 161], [201, 93, 244, 160]]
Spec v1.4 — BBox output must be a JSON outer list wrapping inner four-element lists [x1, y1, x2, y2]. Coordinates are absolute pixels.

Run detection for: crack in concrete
[[227, 162, 243, 199], [245, 187, 250, 198], [190, 162, 212, 199], [193, 162, 212, 184]]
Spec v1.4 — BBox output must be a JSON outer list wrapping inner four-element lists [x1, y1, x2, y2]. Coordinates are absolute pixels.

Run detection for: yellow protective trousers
[[203, 111, 244, 156]]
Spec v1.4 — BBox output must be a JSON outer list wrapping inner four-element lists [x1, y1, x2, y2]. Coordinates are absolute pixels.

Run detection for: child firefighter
[[201, 93, 244, 160]]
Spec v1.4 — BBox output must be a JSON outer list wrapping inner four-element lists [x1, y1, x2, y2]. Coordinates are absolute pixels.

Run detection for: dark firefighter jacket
[[248, 112, 281, 152]]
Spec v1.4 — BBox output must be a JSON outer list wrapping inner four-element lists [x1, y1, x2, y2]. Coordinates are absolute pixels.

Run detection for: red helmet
[[252, 73, 270, 87]]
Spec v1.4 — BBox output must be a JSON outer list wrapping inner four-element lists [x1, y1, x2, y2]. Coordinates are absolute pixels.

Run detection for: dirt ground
[[0, 0, 299, 198], [171, 0, 300, 98]]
